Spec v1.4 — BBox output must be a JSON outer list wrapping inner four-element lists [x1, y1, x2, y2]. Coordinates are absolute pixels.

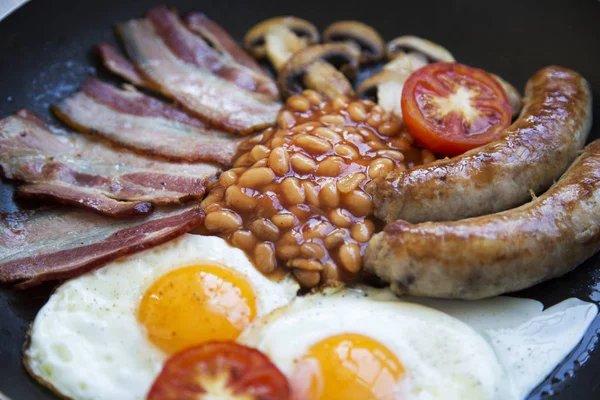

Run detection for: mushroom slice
[[386, 35, 455, 62], [357, 53, 430, 118], [323, 20, 385, 63], [357, 70, 410, 118], [278, 43, 360, 99], [492, 73, 523, 119], [244, 16, 319, 70]]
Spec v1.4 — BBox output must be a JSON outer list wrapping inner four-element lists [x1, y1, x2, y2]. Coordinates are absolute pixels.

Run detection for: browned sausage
[[369, 66, 592, 223], [365, 140, 600, 299]]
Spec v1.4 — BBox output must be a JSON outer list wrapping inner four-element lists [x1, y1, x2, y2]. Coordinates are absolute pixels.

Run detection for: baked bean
[[339, 242, 361, 273], [277, 110, 296, 128], [319, 181, 340, 208], [290, 153, 317, 174], [219, 170, 238, 187], [368, 158, 395, 179], [256, 195, 279, 218], [289, 204, 312, 220], [377, 150, 405, 161], [351, 220, 375, 243], [343, 190, 373, 217], [366, 140, 387, 151], [304, 220, 332, 239], [303, 90, 323, 106], [294, 134, 332, 155], [225, 185, 257, 212], [271, 213, 296, 230], [231, 230, 257, 251], [293, 269, 321, 288], [401, 131, 415, 144], [289, 258, 324, 271], [203, 203, 223, 214], [347, 102, 367, 122], [332, 94, 349, 111], [201, 186, 225, 208], [358, 127, 378, 142], [250, 145, 270, 161], [287, 95, 311, 112], [302, 181, 320, 207], [251, 218, 280, 241], [378, 120, 402, 136], [254, 242, 277, 274], [316, 156, 344, 177], [372, 105, 384, 114], [205, 210, 242, 233], [202, 93, 437, 287], [313, 127, 342, 143], [391, 137, 413, 152], [300, 242, 326, 259], [233, 152, 253, 167], [274, 128, 290, 138], [251, 158, 268, 168], [279, 230, 301, 245], [281, 177, 305, 205], [322, 260, 340, 282], [276, 244, 301, 260], [268, 147, 290, 176], [239, 167, 275, 189], [422, 148, 437, 164], [366, 112, 383, 128], [337, 172, 366, 193], [292, 121, 321, 134], [329, 208, 353, 228], [319, 114, 345, 125], [345, 132, 364, 143], [271, 136, 285, 148], [334, 144, 358, 159], [324, 228, 346, 249]]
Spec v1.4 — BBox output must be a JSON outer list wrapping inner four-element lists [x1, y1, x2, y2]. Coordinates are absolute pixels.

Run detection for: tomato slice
[[401, 62, 512, 156], [147, 341, 290, 400]]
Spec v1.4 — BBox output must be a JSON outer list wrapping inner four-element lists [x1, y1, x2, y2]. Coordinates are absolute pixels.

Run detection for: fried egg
[[239, 287, 597, 400], [24, 234, 299, 400]]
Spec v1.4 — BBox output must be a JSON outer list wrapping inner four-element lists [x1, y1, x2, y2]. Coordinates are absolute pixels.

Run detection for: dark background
[[0, 0, 599, 398]]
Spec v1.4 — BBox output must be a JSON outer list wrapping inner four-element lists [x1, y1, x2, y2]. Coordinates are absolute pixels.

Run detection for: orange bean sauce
[[201, 91, 432, 288]]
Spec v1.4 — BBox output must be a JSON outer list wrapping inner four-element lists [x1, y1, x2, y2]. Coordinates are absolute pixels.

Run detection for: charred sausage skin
[[369, 66, 593, 223], [365, 140, 600, 299]]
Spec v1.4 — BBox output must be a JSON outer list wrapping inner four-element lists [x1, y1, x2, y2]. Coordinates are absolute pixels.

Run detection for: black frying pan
[[1, 0, 599, 398]]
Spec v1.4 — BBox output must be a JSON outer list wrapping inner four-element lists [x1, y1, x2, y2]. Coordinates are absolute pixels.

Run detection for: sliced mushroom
[[358, 37, 455, 119], [278, 43, 360, 99], [386, 35, 455, 63], [244, 17, 319, 71], [491, 73, 523, 119], [323, 21, 384, 63]]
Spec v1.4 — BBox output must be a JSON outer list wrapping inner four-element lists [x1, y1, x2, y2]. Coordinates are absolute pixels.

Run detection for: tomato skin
[[401, 62, 512, 157], [147, 341, 290, 400]]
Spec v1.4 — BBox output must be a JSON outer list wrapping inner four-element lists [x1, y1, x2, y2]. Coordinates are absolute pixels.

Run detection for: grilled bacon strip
[[95, 42, 151, 88], [53, 78, 246, 165], [115, 7, 280, 133], [0, 109, 219, 217], [184, 13, 267, 76], [0, 206, 204, 288]]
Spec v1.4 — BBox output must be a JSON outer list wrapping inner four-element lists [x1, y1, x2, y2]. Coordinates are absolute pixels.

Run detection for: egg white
[[405, 294, 598, 399], [239, 287, 512, 400], [24, 234, 299, 400]]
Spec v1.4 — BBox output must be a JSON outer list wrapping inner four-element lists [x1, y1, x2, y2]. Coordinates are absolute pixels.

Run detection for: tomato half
[[401, 62, 512, 156], [147, 341, 290, 400]]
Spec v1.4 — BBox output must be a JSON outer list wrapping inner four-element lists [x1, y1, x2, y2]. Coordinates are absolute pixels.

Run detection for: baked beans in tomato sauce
[[201, 90, 436, 288]]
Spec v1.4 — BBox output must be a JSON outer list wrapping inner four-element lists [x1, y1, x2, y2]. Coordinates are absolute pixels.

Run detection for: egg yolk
[[138, 265, 257, 355], [291, 333, 405, 400]]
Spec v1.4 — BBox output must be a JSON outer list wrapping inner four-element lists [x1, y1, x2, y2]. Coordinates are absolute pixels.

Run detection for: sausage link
[[369, 66, 592, 223], [365, 140, 600, 299]]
